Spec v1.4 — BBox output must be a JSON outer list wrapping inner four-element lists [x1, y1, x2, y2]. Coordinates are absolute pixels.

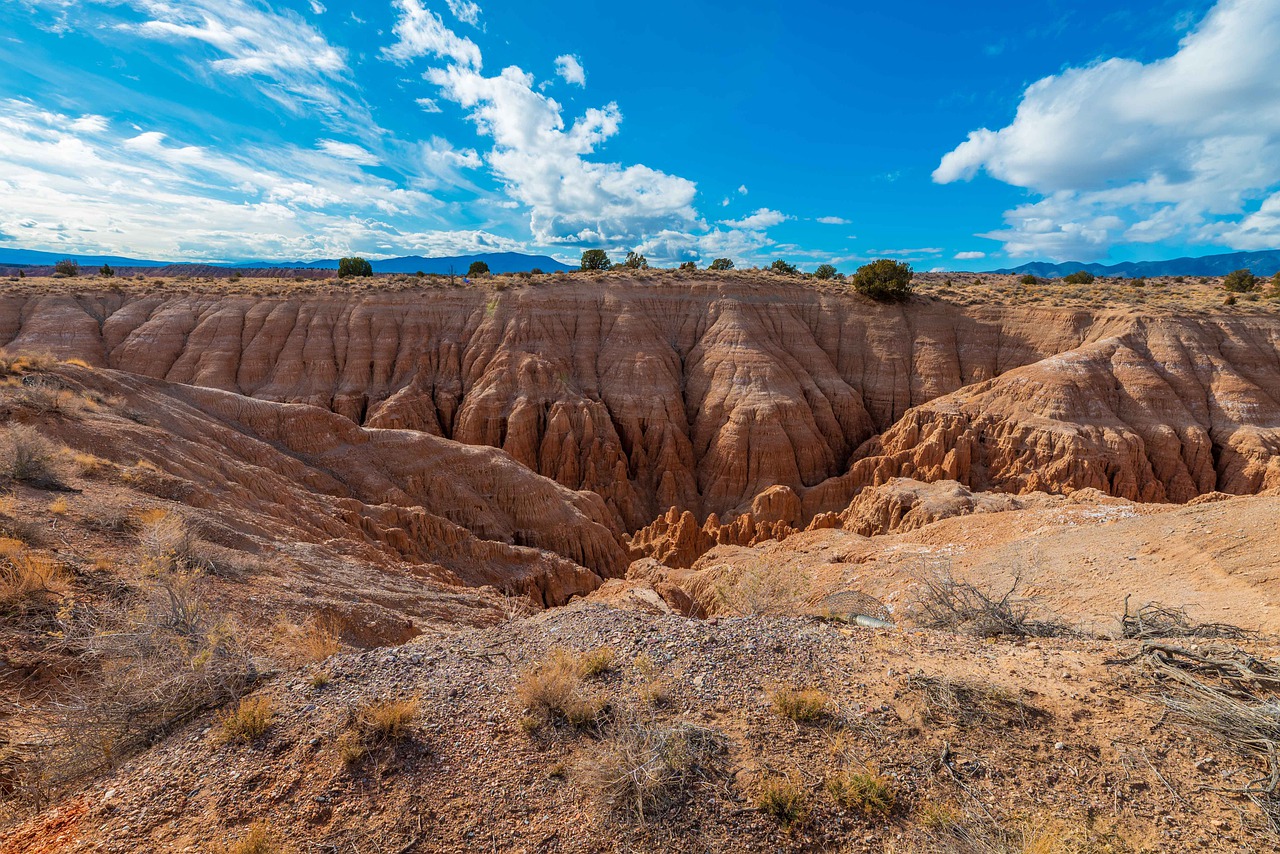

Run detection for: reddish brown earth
[[5, 278, 1280, 535], [3, 274, 1280, 852]]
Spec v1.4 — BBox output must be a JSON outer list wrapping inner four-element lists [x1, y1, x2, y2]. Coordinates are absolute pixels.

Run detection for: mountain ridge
[[993, 248, 1280, 277], [0, 246, 576, 274]]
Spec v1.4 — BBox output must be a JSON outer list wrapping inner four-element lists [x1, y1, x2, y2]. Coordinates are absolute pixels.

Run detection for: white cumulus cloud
[[955, 251, 986, 260], [816, 216, 848, 225], [935, 0, 1280, 259], [554, 54, 586, 87], [721, 208, 790, 230]]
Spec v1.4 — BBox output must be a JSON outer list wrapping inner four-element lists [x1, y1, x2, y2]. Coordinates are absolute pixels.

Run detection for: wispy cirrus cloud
[[0, 98, 512, 261], [383, 0, 482, 69]]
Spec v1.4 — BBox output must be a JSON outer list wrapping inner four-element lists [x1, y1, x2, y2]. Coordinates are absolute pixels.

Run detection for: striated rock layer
[[47, 365, 628, 606], [3, 280, 1280, 533]]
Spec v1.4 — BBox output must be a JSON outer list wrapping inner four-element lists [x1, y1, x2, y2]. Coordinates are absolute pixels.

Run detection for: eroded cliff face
[[4, 279, 1280, 535], [44, 365, 627, 605]]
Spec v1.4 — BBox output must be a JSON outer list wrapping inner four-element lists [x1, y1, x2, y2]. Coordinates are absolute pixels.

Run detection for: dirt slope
[[3, 605, 1266, 854]]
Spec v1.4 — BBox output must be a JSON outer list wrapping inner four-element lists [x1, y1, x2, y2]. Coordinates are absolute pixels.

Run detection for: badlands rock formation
[[2, 278, 1280, 541], [44, 364, 627, 607]]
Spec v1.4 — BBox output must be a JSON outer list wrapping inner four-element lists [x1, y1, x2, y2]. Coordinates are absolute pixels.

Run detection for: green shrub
[[770, 259, 798, 275], [1223, 268, 1258, 293], [54, 258, 79, 277], [1019, 274, 1038, 285], [99, 264, 115, 278], [850, 259, 913, 302], [338, 257, 372, 278], [1062, 270, 1095, 284], [708, 258, 734, 271], [621, 251, 648, 270], [467, 261, 490, 277], [679, 261, 697, 272], [813, 264, 837, 280], [580, 249, 611, 271]]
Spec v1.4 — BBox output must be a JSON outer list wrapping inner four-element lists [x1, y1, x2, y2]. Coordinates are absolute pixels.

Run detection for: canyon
[[4, 272, 1280, 853], [5, 276, 1280, 540]]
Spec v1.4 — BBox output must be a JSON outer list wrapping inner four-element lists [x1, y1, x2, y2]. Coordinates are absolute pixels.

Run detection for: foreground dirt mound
[[5, 278, 1280, 529], [3, 605, 1268, 853]]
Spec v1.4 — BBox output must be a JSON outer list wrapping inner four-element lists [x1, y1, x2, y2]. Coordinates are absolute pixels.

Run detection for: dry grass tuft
[[755, 773, 810, 827], [771, 687, 833, 723], [0, 424, 64, 487], [516, 648, 610, 730], [0, 544, 67, 615], [825, 766, 896, 820], [579, 716, 727, 820], [137, 510, 205, 575], [216, 696, 276, 745], [337, 697, 420, 768], [578, 646, 615, 677], [217, 822, 284, 854], [275, 614, 343, 664]]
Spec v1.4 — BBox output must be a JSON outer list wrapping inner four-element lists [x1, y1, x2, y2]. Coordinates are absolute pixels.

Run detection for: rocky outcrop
[[833, 477, 1028, 536], [627, 485, 803, 568]]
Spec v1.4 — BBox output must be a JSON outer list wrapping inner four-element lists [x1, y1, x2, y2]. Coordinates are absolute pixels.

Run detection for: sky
[[2, 0, 1278, 270]]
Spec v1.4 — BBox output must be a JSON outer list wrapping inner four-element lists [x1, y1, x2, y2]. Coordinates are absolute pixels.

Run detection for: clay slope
[[44, 364, 627, 606]]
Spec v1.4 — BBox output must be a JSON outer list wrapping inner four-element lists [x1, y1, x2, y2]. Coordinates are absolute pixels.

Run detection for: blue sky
[[2, 0, 1278, 270]]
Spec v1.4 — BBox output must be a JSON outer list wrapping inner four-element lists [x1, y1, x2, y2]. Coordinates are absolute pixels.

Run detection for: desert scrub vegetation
[[275, 613, 343, 664], [755, 772, 810, 827], [578, 715, 727, 821], [0, 538, 66, 615], [0, 424, 64, 487], [907, 673, 1048, 729], [770, 687, 833, 723], [215, 695, 276, 745], [825, 766, 896, 820], [216, 822, 287, 854], [337, 698, 421, 768], [136, 508, 207, 575], [5, 572, 262, 806], [516, 647, 613, 730], [713, 560, 812, 616], [907, 570, 1072, 638]]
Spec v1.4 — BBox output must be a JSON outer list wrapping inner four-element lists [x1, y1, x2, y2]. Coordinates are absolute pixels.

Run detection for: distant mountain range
[[0, 247, 576, 274], [993, 249, 1280, 278]]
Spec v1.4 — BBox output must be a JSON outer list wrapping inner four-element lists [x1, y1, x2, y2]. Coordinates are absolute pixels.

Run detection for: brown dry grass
[[516, 648, 611, 729], [770, 687, 833, 723], [0, 542, 66, 614], [337, 698, 420, 768], [215, 696, 276, 745]]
